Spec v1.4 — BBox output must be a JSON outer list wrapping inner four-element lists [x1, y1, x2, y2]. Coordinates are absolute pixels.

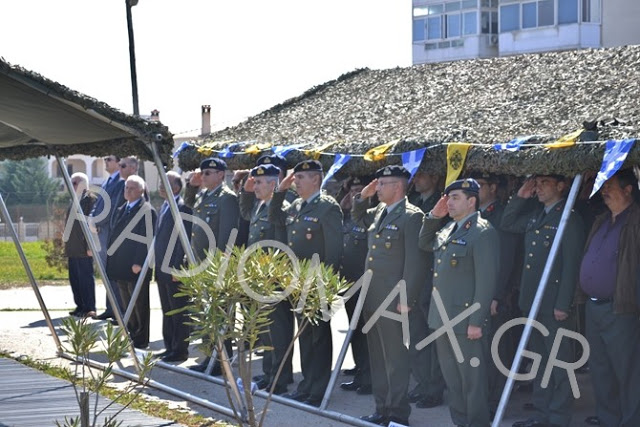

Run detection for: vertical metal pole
[[55, 154, 141, 373], [492, 174, 583, 427], [0, 192, 62, 352], [125, 0, 139, 117]]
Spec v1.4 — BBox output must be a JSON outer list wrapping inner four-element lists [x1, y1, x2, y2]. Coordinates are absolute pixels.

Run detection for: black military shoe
[[360, 413, 388, 425]]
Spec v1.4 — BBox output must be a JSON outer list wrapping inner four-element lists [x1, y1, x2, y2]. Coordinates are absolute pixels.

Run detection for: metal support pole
[[125, 0, 139, 117], [492, 174, 583, 427], [0, 193, 62, 352], [55, 154, 141, 373]]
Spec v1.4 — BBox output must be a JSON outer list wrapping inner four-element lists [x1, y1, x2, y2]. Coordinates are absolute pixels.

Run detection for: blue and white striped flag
[[494, 136, 531, 151], [401, 148, 427, 180], [590, 138, 636, 198], [272, 142, 310, 157], [172, 141, 191, 158], [321, 154, 351, 189], [219, 142, 240, 158]]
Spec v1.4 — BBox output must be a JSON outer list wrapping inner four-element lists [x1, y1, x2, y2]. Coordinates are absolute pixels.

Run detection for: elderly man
[[256, 154, 297, 203], [419, 178, 499, 427], [352, 165, 427, 426], [577, 168, 640, 427], [269, 159, 343, 407], [239, 163, 293, 394], [155, 171, 192, 363], [501, 174, 585, 427], [106, 175, 156, 349]]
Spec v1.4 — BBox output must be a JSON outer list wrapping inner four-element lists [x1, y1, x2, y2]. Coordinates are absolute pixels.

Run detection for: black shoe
[[256, 378, 270, 390], [343, 367, 358, 376], [360, 413, 388, 425], [94, 311, 113, 320], [585, 416, 601, 426], [265, 384, 288, 395], [356, 384, 373, 395], [512, 418, 548, 427], [154, 350, 171, 359], [303, 397, 322, 407], [388, 415, 410, 426], [407, 389, 424, 403], [253, 374, 266, 382], [188, 358, 211, 372], [162, 352, 189, 362], [282, 390, 309, 402], [69, 308, 81, 316], [416, 395, 442, 408], [340, 380, 360, 391], [134, 343, 148, 350]]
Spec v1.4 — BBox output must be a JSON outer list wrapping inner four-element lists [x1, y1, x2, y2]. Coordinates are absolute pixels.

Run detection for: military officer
[[188, 157, 239, 374], [419, 178, 499, 427], [268, 159, 343, 407], [352, 165, 428, 426], [257, 154, 298, 203], [408, 171, 441, 213], [501, 174, 585, 427], [239, 163, 293, 395]]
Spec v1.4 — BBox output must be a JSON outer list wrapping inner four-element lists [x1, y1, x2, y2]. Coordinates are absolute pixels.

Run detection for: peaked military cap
[[200, 157, 227, 171], [375, 165, 411, 180], [251, 164, 280, 177], [257, 154, 288, 173], [349, 175, 374, 188], [293, 159, 323, 173], [445, 178, 480, 195]]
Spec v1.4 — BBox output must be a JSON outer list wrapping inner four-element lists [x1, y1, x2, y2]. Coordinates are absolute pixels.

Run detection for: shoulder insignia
[[464, 220, 472, 230], [486, 203, 495, 213]]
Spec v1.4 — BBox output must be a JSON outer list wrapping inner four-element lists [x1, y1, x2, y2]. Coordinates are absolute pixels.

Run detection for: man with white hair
[[65, 172, 97, 318]]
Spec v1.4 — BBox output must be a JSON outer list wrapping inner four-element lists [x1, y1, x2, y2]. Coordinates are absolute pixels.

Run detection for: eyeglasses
[[103, 157, 115, 162], [72, 182, 80, 186], [377, 180, 400, 187], [202, 170, 219, 176], [119, 163, 127, 168]]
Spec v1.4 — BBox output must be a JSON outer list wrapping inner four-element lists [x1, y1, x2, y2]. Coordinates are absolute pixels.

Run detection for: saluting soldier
[[419, 178, 499, 427], [501, 174, 585, 427], [257, 154, 298, 203], [268, 159, 343, 407], [188, 157, 239, 375], [239, 163, 293, 395], [353, 165, 427, 426]]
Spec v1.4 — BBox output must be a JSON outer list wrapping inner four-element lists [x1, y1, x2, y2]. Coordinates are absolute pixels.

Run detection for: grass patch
[[0, 241, 68, 288]]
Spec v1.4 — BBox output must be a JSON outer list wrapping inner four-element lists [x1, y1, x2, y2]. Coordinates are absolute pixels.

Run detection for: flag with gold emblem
[[544, 129, 583, 149], [304, 141, 336, 160], [445, 143, 470, 186], [363, 140, 398, 161]]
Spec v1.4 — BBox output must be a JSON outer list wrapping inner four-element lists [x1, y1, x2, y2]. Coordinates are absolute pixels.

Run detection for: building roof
[[178, 45, 640, 176], [0, 58, 174, 163]]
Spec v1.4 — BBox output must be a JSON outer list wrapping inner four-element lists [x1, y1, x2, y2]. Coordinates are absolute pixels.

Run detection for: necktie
[[125, 204, 132, 214], [379, 209, 388, 224], [102, 176, 112, 189], [300, 201, 308, 210], [160, 201, 169, 217], [450, 223, 458, 237], [257, 202, 266, 215]]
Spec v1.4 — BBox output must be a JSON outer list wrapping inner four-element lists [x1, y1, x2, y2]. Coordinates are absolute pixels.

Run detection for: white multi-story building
[[412, 0, 640, 64]]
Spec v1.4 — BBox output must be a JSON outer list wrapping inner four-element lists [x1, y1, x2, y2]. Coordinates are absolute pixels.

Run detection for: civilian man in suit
[[106, 175, 156, 349], [91, 155, 125, 321], [155, 171, 192, 363], [65, 172, 97, 318], [419, 178, 499, 427], [239, 163, 293, 394], [501, 174, 585, 427], [353, 165, 428, 426], [269, 159, 343, 407]]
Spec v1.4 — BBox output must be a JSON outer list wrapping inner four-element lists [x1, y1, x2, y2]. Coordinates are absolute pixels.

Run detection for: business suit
[[269, 189, 343, 402], [501, 196, 585, 426], [155, 196, 192, 357], [239, 190, 294, 389], [351, 196, 427, 422], [106, 198, 156, 348], [419, 211, 499, 427]]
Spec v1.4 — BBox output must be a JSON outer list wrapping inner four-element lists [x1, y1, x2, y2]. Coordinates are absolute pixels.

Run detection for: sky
[[2, 0, 412, 138]]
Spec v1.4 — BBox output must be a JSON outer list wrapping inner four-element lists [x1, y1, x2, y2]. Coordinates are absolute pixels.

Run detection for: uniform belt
[[589, 297, 612, 305]]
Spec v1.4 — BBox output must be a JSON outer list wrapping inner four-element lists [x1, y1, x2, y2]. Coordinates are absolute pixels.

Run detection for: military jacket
[[239, 191, 288, 246], [269, 190, 343, 270], [419, 212, 499, 333], [352, 197, 427, 312], [500, 196, 585, 315], [408, 191, 441, 214], [191, 184, 239, 261], [340, 212, 369, 283]]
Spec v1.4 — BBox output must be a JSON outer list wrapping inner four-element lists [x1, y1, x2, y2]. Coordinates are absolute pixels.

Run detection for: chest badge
[[450, 259, 458, 267]]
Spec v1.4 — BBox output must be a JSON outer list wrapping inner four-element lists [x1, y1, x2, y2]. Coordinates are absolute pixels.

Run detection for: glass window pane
[[582, 0, 601, 23], [558, 0, 578, 24], [446, 2, 461, 12], [447, 14, 461, 37], [522, 2, 537, 28], [413, 19, 426, 41], [429, 4, 444, 14], [414, 7, 430, 17], [491, 11, 498, 33], [428, 16, 442, 39], [462, 0, 477, 9], [538, 0, 554, 26], [481, 0, 490, 7], [500, 4, 520, 32], [451, 39, 464, 47], [491, 0, 499, 7], [463, 11, 478, 34], [481, 11, 491, 33], [425, 43, 438, 50], [438, 41, 452, 48]]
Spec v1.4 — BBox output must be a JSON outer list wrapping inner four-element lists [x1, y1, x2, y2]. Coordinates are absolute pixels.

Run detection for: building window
[[522, 2, 537, 28], [447, 13, 462, 37], [582, 0, 600, 23], [428, 16, 442, 39], [413, 18, 426, 41], [558, 0, 578, 24], [463, 11, 478, 34], [538, 0, 554, 26], [500, 4, 520, 32]]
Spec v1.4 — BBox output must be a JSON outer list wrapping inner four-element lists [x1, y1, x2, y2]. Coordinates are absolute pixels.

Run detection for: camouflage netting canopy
[[0, 58, 174, 163], [178, 45, 640, 177]]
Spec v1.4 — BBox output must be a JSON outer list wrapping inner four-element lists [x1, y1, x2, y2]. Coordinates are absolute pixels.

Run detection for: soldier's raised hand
[[360, 179, 377, 199], [517, 177, 536, 198], [244, 176, 255, 192], [431, 195, 449, 218], [278, 172, 295, 192]]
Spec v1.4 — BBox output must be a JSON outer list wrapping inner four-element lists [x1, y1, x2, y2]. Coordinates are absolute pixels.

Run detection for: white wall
[[413, 35, 499, 63], [499, 23, 600, 55], [602, 0, 640, 47]]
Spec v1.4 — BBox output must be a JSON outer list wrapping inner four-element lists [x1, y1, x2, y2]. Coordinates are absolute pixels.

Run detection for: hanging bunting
[[364, 140, 398, 161], [401, 148, 427, 180], [245, 142, 272, 155], [590, 138, 636, 198], [545, 129, 583, 149], [173, 141, 192, 158], [219, 142, 241, 158], [304, 141, 336, 160], [445, 143, 471, 186], [321, 154, 351, 189], [494, 136, 532, 151], [272, 142, 311, 157]]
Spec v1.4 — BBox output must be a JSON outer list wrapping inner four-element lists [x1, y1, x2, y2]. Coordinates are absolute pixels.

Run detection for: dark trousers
[[586, 300, 640, 427], [345, 291, 371, 387], [436, 332, 490, 427], [364, 311, 411, 421], [261, 299, 294, 387], [488, 307, 515, 409], [117, 279, 150, 348], [157, 279, 190, 355], [97, 227, 122, 315], [410, 301, 445, 398], [295, 314, 332, 400], [68, 257, 96, 313]]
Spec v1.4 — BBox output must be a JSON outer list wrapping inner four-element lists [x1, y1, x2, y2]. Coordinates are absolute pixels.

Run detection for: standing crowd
[[64, 153, 640, 427]]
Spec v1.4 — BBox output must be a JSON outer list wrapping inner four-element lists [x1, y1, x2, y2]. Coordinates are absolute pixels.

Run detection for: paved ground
[[0, 283, 597, 426]]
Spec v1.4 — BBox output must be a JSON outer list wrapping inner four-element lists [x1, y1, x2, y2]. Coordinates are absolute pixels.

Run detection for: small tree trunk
[[79, 391, 89, 427]]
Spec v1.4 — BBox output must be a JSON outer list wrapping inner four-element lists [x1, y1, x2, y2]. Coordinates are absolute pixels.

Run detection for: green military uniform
[[352, 195, 427, 422], [269, 188, 343, 402], [420, 210, 498, 427], [500, 196, 585, 426], [408, 191, 441, 214], [238, 187, 293, 390], [191, 184, 239, 262]]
